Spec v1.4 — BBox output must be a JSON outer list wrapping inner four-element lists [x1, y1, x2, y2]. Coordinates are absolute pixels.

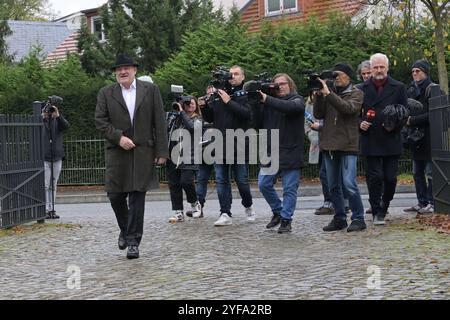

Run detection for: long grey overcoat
[[95, 80, 169, 192]]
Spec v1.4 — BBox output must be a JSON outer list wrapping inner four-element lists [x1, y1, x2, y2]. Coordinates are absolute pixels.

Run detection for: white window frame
[[91, 15, 106, 42], [265, 0, 298, 17]]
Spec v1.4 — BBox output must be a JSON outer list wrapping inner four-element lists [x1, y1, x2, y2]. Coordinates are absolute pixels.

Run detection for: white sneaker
[[418, 204, 434, 214], [169, 211, 185, 223], [245, 206, 256, 222], [214, 213, 232, 226], [190, 201, 203, 218]]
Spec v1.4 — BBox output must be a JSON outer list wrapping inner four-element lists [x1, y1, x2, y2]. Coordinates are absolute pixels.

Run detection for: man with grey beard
[[359, 53, 408, 226]]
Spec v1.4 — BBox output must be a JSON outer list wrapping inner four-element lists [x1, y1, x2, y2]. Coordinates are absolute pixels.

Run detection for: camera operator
[[201, 65, 256, 226], [254, 73, 305, 234], [41, 103, 69, 219], [312, 63, 366, 232], [167, 97, 203, 223]]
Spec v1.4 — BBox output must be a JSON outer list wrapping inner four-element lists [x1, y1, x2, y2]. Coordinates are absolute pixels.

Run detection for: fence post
[[429, 88, 450, 214]]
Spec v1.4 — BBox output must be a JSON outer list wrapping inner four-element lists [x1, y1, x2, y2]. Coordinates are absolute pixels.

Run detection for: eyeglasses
[[411, 69, 422, 74]]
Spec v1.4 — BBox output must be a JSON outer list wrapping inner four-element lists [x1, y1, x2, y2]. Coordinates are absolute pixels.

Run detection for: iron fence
[[59, 137, 413, 185], [429, 88, 450, 213]]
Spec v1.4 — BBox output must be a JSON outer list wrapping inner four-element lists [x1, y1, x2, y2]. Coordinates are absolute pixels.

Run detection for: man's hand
[[218, 89, 231, 104], [154, 157, 167, 165], [119, 136, 136, 150], [318, 79, 330, 96], [360, 121, 372, 131]]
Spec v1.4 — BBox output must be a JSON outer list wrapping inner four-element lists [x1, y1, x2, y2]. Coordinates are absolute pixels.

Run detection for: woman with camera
[[167, 97, 203, 223]]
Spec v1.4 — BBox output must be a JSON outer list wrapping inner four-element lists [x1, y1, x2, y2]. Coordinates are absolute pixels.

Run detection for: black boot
[[277, 218, 292, 234], [266, 213, 281, 229], [323, 217, 348, 232]]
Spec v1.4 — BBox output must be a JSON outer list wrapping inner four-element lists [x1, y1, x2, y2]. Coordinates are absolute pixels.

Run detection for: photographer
[[255, 73, 305, 234], [167, 97, 203, 223], [41, 102, 69, 219], [201, 65, 256, 226], [312, 63, 366, 232]]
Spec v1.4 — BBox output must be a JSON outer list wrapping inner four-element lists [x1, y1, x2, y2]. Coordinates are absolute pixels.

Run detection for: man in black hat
[[404, 59, 440, 215], [95, 53, 169, 259], [359, 53, 408, 226], [312, 62, 367, 232]]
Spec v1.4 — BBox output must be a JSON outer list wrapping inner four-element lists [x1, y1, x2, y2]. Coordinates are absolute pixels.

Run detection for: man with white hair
[[359, 53, 408, 226]]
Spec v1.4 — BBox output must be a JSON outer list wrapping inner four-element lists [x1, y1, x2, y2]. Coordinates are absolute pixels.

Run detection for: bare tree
[[366, 0, 449, 93]]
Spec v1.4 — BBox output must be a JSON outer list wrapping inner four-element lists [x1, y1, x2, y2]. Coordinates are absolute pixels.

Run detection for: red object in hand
[[366, 109, 376, 122]]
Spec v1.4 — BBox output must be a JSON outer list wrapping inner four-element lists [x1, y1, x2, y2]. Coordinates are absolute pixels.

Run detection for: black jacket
[[167, 111, 202, 170], [42, 114, 69, 162], [202, 84, 252, 162], [406, 77, 438, 160], [359, 76, 408, 156], [254, 92, 305, 170]]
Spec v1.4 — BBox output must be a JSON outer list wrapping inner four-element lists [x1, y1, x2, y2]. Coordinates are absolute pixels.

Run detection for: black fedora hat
[[112, 53, 139, 70]]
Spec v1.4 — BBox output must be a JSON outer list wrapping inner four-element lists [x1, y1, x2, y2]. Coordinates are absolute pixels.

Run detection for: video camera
[[40, 95, 63, 114], [210, 66, 233, 93], [303, 70, 338, 92], [170, 85, 192, 111], [244, 72, 280, 99]]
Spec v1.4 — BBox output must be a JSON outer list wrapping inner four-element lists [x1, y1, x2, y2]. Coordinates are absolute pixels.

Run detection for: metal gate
[[429, 87, 450, 214], [0, 107, 46, 229]]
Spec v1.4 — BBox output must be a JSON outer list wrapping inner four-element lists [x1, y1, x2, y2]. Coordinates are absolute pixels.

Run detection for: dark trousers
[[365, 155, 400, 216], [318, 153, 331, 203], [413, 159, 433, 206], [167, 161, 197, 210], [107, 191, 146, 246]]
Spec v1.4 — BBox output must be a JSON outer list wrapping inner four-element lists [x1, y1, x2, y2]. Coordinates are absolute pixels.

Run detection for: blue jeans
[[323, 153, 364, 221], [196, 163, 214, 207], [318, 154, 331, 203], [258, 168, 301, 221], [214, 164, 253, 215], [413, 159, 433, 206]]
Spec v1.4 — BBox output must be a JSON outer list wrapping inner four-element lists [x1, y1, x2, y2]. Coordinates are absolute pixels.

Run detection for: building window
[[265, 0, 298, 17], [92, 16, 106, 41]]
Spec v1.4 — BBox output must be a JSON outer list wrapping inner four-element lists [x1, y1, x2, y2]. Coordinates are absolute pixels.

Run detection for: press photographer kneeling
[[40, 96, 69, 219]]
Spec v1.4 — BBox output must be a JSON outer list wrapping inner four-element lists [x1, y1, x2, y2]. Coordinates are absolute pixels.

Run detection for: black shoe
[[347, 219, 367, 232], [277, 219, 292, 234], [45, 211, 59, 219], [344, 207, 351, 214], [373, 214, 386, 226], [126, 245, 139, 259], [323, 218, 348, 232], [266, 213, 281, 229], [118, 233, 127, 250], [365, 208, 372, 214]]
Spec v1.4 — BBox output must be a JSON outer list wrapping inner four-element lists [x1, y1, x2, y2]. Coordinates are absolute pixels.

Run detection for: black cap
[[412, 59, 430, 75], [112, 53, 138, 70], [333, 62, 354, 79]]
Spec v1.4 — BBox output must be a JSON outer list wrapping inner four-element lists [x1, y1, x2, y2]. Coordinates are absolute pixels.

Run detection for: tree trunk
[[433, 14, 449, 94]]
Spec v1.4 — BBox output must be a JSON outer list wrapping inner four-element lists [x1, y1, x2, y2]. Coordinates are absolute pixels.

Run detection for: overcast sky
[[48, 0, 247, 18]]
